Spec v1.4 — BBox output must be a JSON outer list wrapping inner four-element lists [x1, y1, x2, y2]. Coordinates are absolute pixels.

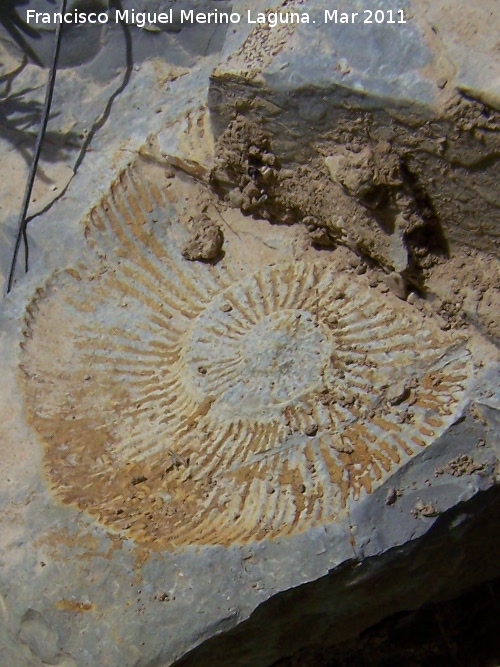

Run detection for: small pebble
[[304, 424, 318, 437], [407, 292, 419, 305], [385, 487, 398, 506], [385, 272, 407, 300]]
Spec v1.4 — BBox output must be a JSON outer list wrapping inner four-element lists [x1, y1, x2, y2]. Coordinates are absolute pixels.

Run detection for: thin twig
[[7, 0, 68, 293]]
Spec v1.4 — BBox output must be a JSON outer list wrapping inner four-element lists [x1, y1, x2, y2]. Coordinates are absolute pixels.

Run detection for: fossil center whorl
[[239, 310, 328, 395], [182, 289, 332, 416]]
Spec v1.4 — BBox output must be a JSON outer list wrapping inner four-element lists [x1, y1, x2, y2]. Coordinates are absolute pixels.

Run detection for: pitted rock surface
[[20, 158, 472, 549], [0, 1, 499, 666]]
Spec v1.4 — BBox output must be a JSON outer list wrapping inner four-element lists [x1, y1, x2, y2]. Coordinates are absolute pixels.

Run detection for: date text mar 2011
[[324, 9, 406, 24]]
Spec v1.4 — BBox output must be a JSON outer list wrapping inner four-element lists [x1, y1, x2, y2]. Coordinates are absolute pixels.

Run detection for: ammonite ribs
[[20, 158, 472, 549]]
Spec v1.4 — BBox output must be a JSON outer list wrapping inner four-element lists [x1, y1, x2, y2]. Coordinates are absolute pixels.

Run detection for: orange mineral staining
[[20, 158, 471, 549]]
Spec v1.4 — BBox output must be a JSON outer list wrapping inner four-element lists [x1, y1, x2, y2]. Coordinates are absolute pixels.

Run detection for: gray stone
[[0, 2, 499, 666], [209, 0, 500, 264]]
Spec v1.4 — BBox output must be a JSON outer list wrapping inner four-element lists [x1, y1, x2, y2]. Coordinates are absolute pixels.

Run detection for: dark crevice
[[364, 188, 399, 235], [398, 159, 449, 289], [271, 576, 500, 667], [399, 162, 447, 250]]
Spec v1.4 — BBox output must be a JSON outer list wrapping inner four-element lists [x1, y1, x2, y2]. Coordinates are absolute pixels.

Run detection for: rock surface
[[0, 2, 499, 666], [210, 0, 500, 306]]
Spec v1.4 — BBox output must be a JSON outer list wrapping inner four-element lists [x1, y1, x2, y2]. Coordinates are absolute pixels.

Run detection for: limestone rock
[[158, 106, 215, 180], [182, 215, 224, 261], [1, 150, 498, 666], [0, 2, 499, 666], [209, 0, 500, 264]]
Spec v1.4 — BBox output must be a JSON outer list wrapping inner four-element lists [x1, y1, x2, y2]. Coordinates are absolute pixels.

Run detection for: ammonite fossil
[[20, 158, 471, 548]]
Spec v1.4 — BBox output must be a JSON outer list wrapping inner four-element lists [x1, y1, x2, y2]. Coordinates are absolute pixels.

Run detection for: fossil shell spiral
[[20, 159, 471, 548]]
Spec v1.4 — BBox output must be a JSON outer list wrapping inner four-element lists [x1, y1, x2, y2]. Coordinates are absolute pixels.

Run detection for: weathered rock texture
[[18, 156, 475, 551], [209, 0, 500, 342], [0, 1, 499, 666]]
